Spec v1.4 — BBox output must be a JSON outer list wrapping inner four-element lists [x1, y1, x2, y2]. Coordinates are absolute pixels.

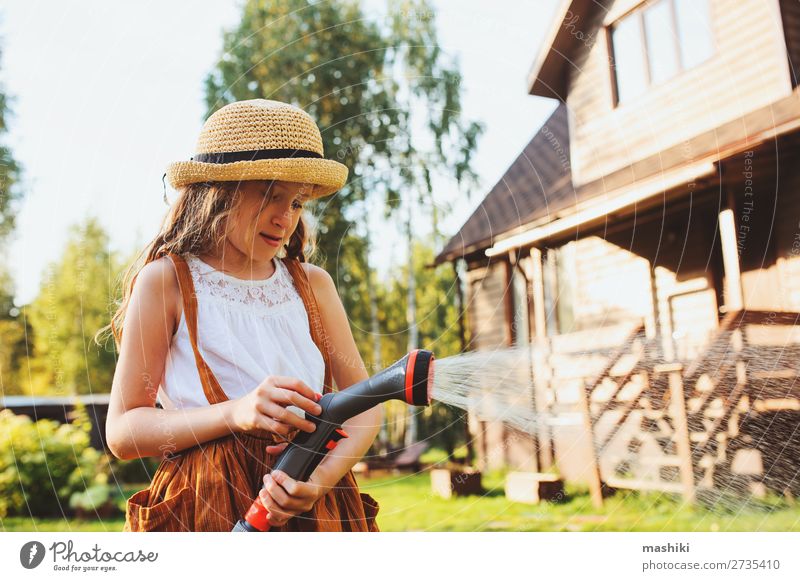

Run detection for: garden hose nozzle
[[232, 349, 435, 532]]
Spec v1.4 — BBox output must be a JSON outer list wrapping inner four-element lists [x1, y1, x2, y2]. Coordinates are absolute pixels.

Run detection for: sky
[[0, 0, 561, 305]]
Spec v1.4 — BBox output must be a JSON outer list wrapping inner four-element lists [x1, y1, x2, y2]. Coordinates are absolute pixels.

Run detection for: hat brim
[[166, 158, 348, 199]]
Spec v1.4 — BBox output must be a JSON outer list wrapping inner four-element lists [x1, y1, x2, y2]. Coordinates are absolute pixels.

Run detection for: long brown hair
[[96, 180, 317, 349]]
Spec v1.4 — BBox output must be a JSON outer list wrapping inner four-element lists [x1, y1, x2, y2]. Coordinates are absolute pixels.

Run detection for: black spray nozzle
[[323, 349, 434, 424], [233, 349, 435, 532]]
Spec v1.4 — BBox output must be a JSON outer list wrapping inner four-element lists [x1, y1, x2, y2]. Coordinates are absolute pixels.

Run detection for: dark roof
[[435, 103, 574, 264], [528, 0, 596, 99]]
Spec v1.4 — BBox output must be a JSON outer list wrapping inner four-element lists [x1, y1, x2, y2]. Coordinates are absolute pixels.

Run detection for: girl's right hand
[[229, 376, 322, 437]]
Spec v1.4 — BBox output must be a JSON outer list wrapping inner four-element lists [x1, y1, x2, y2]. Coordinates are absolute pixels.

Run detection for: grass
[[1, 517, 127, 532], [3, 470, 799, 532], [0, 484, 137, 532], [360, 470, 800, 531]]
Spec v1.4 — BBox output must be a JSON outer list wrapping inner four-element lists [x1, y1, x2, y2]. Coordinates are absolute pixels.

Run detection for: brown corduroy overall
[[124, 253, 380, 532]]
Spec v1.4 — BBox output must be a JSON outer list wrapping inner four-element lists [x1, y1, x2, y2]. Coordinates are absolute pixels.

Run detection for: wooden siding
[[776, 175, 800, 310], [541, 195, 727, 348], [567, 0, 794, 186], [723, 145, 800, 311], [465, 260, 539, 470], [655, 268, 718, 360], [554, 236, 653, 333], [465, 260, 510, 351]]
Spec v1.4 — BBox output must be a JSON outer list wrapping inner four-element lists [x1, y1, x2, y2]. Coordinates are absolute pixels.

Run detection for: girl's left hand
[[259, 470, 328, 527]]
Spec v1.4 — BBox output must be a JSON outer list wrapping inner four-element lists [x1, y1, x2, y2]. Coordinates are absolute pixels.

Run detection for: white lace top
[[159, 254, 326, 416]]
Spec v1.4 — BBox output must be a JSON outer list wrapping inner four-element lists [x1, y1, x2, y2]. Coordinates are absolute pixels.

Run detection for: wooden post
[[515, 252, 541, 473], [536, 340, 555, 471], [648, 261, 668, 361], [529, 247, 548, 341], [503, 253, 516, 347], [719, 208, 744, 312], [661, 363, 696, 503], [453, 259, 475, 465], [577, 378, 604, 508], [522, 248, 554, 471], [453, 260, 467, 354]]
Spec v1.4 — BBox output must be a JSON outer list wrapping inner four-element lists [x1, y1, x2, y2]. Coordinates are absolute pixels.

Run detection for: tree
[[205, 1, 482, 452], [0, 43, 22, 245], [0, 40, 25, 396], [377, 239, 466, 452], [203, 0, 482, 368], [22, 217, 123, 395], [0, 277, 29, 396]]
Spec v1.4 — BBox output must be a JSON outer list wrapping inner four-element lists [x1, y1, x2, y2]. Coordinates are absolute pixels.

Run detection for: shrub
[[0, 404, 111, 518], [69, 483, 117, 519], [110, 456, 161, 485]]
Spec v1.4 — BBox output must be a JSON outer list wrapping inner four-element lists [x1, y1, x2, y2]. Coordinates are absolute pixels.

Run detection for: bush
[[69, 483, 117, 519], [0, 405, 111, 518], [110, 456, 161, 485]]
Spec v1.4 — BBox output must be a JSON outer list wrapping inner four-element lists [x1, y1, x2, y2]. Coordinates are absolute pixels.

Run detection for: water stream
[[422, 342, 800, 513]]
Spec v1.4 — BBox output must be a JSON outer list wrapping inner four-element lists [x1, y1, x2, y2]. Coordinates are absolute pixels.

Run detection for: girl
[[104, 99, 381, 532]]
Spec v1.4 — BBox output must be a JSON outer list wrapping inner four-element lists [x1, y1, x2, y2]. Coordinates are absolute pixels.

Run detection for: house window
[[611, 0, 714, 104], [644, 0, 679, 85], [674, 0, 714, 69]]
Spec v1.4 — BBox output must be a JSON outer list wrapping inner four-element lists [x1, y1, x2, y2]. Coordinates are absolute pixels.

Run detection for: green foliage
[[0, 315, 30, 397], [205, 1, 481, 454], [110, 456, 161, 485], [0, 405, 112, 518], [205, 0, 394, 273], [375, 240, 466, 450], [377, 241, 462, 367], [329, 230, 374, 363], [204, 1, 482, 340], [0, 44, 23, 246], [22, 217, 124, 395], [0, 39, 26, 393], [69, 484, 113, 514]]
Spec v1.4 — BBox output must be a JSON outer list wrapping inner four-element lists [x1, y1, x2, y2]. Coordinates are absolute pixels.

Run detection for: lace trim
[[186, 255, 303, 313]]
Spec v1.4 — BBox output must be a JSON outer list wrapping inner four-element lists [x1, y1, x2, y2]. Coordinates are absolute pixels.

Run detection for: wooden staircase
[[581, 310, 800, 503]]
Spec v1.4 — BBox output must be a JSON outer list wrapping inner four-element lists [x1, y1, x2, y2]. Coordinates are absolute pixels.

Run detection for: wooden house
[[436, 0, 800, 500]]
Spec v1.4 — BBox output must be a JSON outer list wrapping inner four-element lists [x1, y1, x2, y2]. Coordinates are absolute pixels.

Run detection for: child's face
[[225, 179, 311, 262]]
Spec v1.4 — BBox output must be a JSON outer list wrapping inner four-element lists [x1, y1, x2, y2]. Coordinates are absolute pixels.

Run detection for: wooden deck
[[576, 310, 800, 504]]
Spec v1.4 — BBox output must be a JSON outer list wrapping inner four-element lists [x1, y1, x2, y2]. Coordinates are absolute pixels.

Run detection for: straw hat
[[165, 99, 348, 199]]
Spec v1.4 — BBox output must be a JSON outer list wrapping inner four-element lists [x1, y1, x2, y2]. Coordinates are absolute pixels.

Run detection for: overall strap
[[166, 252, 230, 406], [283, 259, 334, 395]]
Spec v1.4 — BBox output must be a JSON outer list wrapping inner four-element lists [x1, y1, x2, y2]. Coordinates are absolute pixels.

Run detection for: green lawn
[[3, 471, 799, 532], [1, 517, 127, 532], [361, 471, 800, 532]]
